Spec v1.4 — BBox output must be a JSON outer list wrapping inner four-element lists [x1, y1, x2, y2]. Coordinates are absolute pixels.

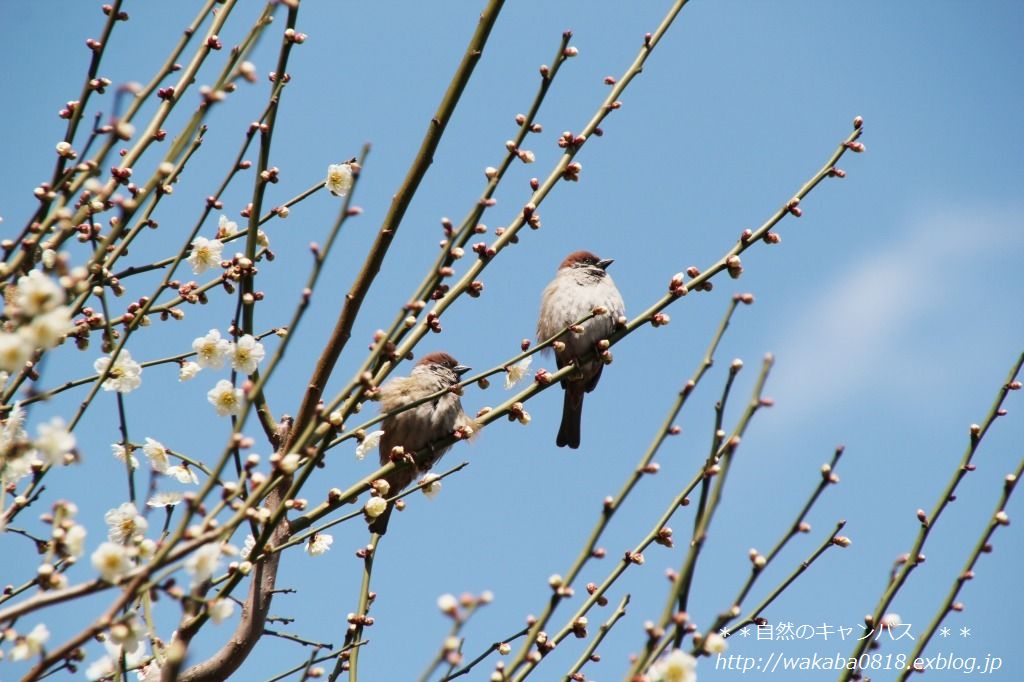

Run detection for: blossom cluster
[[0, 269, 76, 376]]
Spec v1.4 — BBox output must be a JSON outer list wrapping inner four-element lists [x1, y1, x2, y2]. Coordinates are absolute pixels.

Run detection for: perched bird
[[537, 250, 625, 448], [369, 351, 475, 534]]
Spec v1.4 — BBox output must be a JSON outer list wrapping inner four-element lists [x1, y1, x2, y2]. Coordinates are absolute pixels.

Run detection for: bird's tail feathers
[[556, 387, 583, 449]]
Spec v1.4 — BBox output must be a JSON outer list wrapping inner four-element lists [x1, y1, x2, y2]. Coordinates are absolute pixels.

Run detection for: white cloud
[[764, 204, 1022, 424]]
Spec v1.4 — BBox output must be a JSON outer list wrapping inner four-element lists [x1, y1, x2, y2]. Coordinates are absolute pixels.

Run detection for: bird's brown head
[[417, 351, 471, 377], [559, 250, 614, 272]]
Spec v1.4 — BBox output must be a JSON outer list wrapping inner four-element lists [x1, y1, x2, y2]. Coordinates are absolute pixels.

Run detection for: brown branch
[[285, 0, 506, 451], [174, 482, 291, 682]]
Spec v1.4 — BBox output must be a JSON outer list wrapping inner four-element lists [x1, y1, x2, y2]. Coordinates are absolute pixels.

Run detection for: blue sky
[[1, 1, 1022, 680]]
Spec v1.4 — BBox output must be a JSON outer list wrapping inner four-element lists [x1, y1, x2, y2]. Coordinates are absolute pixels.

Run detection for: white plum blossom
[[1, 450, 34, 484], [136, 661, 163, 682], [165, 464, 199, 484], [209, 598, 235, 624], [105, 502, 148, 543], [0, 401, 33, 481], [355, 430, 384, 460], [64, 523, 87, 558], [179, 360, 201, 381], [20, 306, 75, 348], [185, 542, 222, 586], [15, 270, 63, 316], [306, 533, 334, 557], [504, 356, 532, 389], [0, 332, 32, 372], [108, 615, 145, 653], [85, 640, 147, 681], [218, 214, 238, 235], [192, 329, 231, 369], [147, 491, 184, 508], [137, 538, 158, 562], [9, 623, 50, 661], [1, 403, 26, 450], [92, 542, 133, 582], [703, 632, 728, 654], [325, 162, 354, 196], [242, 534, 257, 560], [0, 404, 34, 482], [142, 437, 169, 472], [229, 334, 265, 374], [437, 594, 458, 614], [364, 496, 387, 518], [207, 379, 244, 417], [220, 214, 269, 247], [647, 649, 698, 682], [94, 349, 143, 393], [420, 474, 442, 500], [33, 416, 75, 465], [186, 236, 224, 274], [112, 443, 140, 469]]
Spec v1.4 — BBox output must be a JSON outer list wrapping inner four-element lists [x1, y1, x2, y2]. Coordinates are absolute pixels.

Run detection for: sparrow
[[369, 351, 476, 534], [537, 250, 625, 449]]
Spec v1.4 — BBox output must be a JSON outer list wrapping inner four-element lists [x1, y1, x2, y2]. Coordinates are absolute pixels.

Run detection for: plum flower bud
[[509, 402, 530, 425], [833, 535, 852, 548], [437, 593, 458, 615], [277, 453, 301, 474], [572, 617, 588, 638], [704, 632, 729, 654], [421, 474, 442, 499], [364, 496, 387, 518], [726, 254, 743, 279], [669, 272, 688, 297]]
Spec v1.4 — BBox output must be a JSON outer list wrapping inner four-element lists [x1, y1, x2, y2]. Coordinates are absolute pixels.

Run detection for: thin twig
[[441, 626, 531, 681], [839, 353, 1024, 680], [899, 457, 1023, 679], [563, 594, 630, 682]]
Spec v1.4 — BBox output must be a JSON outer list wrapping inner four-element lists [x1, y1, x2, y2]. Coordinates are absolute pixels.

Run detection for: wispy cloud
[[764, 204, 1023, 424]]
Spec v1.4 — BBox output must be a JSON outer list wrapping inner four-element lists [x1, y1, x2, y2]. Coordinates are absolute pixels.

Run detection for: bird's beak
[[454, 365, 472, 376], [596, 258, 614, 270]]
